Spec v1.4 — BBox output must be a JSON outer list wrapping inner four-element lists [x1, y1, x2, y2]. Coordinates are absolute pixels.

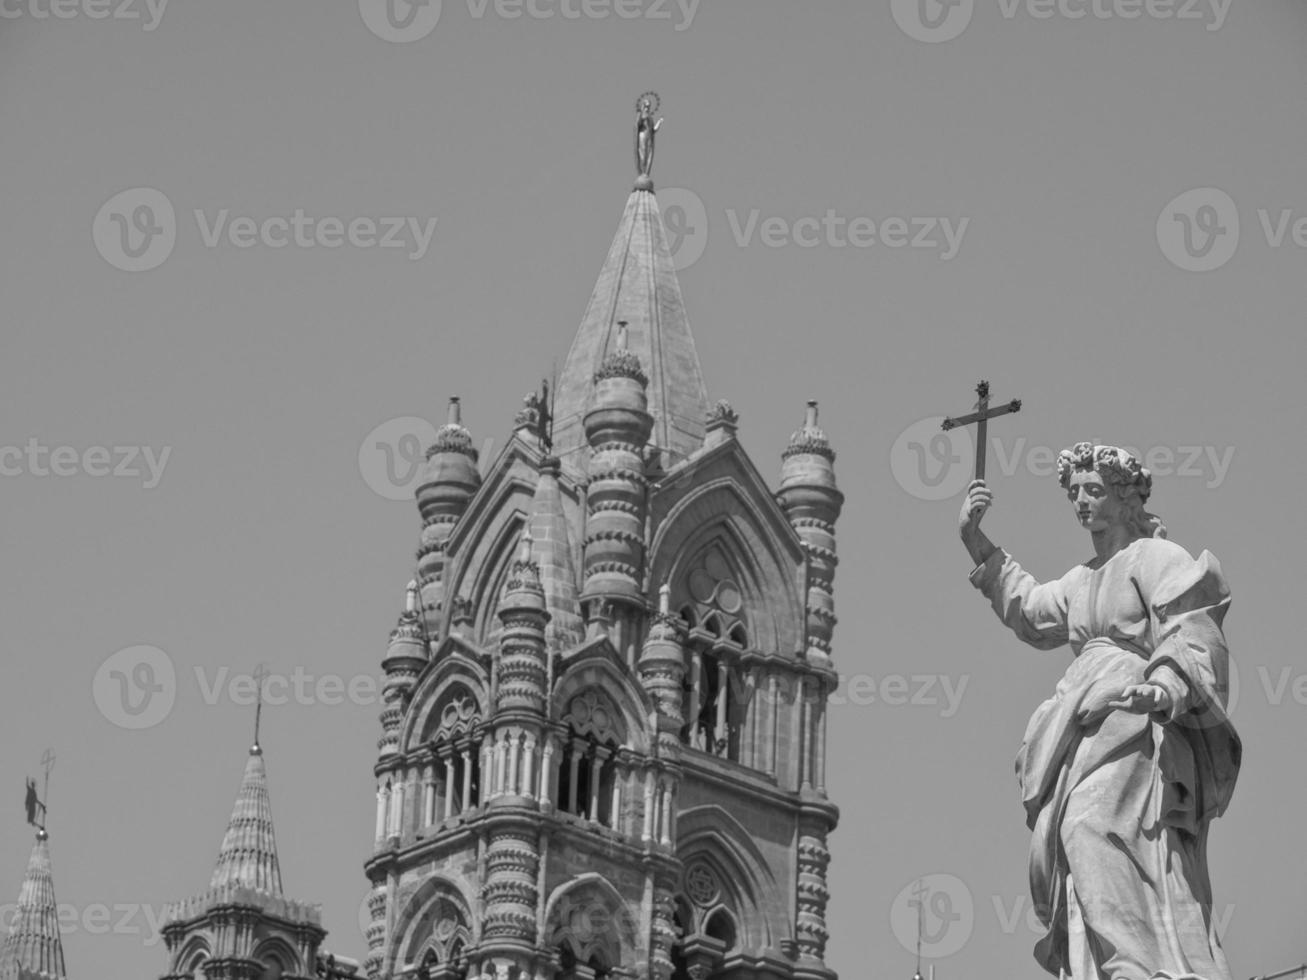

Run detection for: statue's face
[[1066, 470, 1123, 532]]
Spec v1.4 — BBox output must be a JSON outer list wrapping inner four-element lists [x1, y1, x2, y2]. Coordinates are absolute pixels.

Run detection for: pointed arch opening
[[251, 938, 298, 980], [544, 875, 640, 979], [555, 688, 625, 828], [414, 680, 484, 829], [390, 877, 475, 977], [670, 536, 760, 761]]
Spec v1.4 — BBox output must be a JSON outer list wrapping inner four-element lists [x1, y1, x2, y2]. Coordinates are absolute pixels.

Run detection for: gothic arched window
[[669, 861, 740, 979], [423, 686, 483, 826], [678, 548, 749, 761], [555, 690, 626, 830]]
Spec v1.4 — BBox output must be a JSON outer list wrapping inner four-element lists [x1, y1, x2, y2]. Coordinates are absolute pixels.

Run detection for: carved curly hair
[[1056, 441, 1167, 539]]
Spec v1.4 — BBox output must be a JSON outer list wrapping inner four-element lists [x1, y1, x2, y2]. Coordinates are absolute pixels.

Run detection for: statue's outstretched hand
[[959, 479, 992, 534], [1108, 683, 1172, 716]]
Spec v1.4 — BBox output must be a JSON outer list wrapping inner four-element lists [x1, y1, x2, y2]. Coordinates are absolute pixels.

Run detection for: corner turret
[[581, 323, 654, 658], [777, 400, 843, 669], [415, 397, 481, 637]]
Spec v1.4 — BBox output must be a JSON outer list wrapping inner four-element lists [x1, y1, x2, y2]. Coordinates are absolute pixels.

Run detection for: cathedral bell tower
[[363, 96, 841, 980]]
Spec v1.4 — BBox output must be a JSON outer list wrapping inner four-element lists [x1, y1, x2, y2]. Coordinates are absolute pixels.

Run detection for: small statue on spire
[[635, 92, 663, 182]]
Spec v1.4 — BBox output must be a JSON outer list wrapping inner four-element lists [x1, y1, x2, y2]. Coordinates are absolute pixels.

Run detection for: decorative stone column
[[479, 529, 551, 977], [581, 323, 654, 657]]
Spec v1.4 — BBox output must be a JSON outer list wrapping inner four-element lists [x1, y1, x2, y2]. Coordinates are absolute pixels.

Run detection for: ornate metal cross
[[940, 380, 1022, 482], [253, 663, 271, 748]]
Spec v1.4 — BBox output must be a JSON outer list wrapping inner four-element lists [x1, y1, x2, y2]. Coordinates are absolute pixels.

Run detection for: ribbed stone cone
[[551, 187, 710, 473], [208, 748, 284, 896], [0, 833, 66, 980]]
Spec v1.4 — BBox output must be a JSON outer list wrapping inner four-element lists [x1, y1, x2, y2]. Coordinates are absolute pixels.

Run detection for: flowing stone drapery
[[971, 537, 1240, 980]]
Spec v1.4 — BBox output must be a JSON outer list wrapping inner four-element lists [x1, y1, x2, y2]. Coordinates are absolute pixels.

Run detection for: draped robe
[[970, 537, 1241, 980]]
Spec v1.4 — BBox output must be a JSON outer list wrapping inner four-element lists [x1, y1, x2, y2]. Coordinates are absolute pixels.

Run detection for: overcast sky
[[3, 1, 1307, 978]]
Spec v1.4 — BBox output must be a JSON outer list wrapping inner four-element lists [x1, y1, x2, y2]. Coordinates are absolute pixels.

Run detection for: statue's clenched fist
[[959, 479, 993, 535]]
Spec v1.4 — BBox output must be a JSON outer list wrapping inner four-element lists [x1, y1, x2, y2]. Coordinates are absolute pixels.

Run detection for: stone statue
[[634, 92, 663, 179], [958, 442, 1240, 980]]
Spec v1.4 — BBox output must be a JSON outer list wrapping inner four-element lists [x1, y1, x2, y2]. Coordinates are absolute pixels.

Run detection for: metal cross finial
[[253, 663, 271, 750], [40, 749, 53, 829], [940, 379, 1023, 483], [915, 877, 924, 980]]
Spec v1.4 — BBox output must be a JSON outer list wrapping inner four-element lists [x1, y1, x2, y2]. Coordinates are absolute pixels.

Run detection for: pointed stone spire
[[551, 186, 710, 472], [209, 746, 284, 896], [528, 456, 584, 649], [0, 831, 66, 980], [158, 741, 326, 980]]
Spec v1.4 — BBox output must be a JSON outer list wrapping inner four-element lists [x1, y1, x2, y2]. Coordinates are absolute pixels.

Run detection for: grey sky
[[3, 1, 1306, 978]]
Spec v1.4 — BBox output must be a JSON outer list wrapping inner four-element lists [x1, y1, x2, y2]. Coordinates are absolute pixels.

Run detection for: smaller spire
[[209, 748, 284, 896], [658, 583, 671, 615], [447, 396, 462, 426], [0, 831, 67, 980], [527, 459, 585, 648]]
